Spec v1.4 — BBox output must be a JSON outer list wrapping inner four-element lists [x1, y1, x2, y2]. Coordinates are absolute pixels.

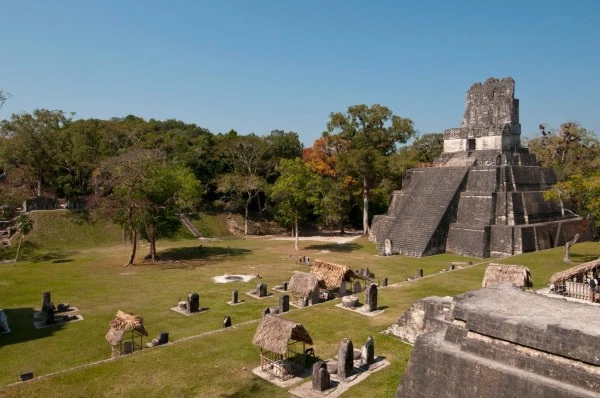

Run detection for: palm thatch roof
[[288, 272, 323, 296], [252, 315, 312, 355], [310, 260, 367, 290], [482, 263, 533, 288], [105, 310, 149, 346], [550, 257, 600, 284]]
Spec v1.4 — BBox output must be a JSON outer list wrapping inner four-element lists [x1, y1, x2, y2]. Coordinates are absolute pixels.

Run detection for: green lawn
[[0, 211, 598, 397]]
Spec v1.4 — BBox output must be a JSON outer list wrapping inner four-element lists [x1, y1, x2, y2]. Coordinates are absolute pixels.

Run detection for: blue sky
[[1, 1, 599, 145]]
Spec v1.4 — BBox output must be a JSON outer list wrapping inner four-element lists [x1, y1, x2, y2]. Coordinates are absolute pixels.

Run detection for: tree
[[13, 214, 33, 264], [93, 150, 158, 265], [325, 104, 415, 235], [140, 163, 202, 261], [411, 133, 443, 163], [0, 109, 70, 196], [270, 158, 322, 250], [0, 89, 11, 110], [217, 133, 269, 215], [215, 173, 265, 235], [528, 123, 600, 181], [545, 172, 600, 229], [94, 149, 202, 264]]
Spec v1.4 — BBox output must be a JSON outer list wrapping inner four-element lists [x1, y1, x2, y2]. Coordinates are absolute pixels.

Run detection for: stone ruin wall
[[396, 286, 600, 397], [443, 77, 521, 154]]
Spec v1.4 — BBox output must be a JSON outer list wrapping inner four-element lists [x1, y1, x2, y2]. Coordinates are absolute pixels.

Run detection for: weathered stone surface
[[232, 290, 238, 304], [187, 292, 200, 313], [342, 295, 358, 308], [337, 338, 353, 379], [361, 336, 374, 365], [372, 77, 595, 258], [364, 283, 378, 312], [257, 283, 267, 297], [279, 295, 289, 313], [0, 309, 9, 333], [396, 285, 600, 397], [387, 296, 452, 344], [353, 281, 362, 293], [261, 307, 270, 317], [223, 316, 231, 328], [312, 361, 331, 391]]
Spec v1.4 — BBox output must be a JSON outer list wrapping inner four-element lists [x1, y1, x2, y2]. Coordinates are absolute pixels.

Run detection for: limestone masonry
[[395, 285, 600, 398], [371, 77, 594, 257]]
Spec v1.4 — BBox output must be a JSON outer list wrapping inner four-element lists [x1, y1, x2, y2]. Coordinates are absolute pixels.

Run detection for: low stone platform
[[334, 303, 384, 317], [289, 357, 389, 398], [251, 365, 311, 389], [33, 314, 84, 329], [33, 306, 80, 319], [169, 307, 209, 316], [245, 292, 273, 300], [226, 300, 245, 306]]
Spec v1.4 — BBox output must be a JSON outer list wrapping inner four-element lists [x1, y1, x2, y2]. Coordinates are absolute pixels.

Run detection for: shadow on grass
[[0, 308, 66, 348], [28, 250, 79, 263], [220, 377, 264, 398], [159, 246, 252, 261], [303, 243, 362, 253], [569, 253, 599, 263]]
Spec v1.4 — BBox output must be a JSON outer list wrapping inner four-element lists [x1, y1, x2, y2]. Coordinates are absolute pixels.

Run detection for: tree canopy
[[324, 104, 416, 235]]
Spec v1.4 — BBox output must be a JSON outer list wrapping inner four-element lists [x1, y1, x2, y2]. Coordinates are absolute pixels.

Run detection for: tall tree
[[0, 109, 70, 196], [93, 149, 201, 264], [528, 123, 600, 181], [325, 104, 415, 235], [215, 173, 265, 235], [270, 158, 322, 250], [140, 163, 202, 261]]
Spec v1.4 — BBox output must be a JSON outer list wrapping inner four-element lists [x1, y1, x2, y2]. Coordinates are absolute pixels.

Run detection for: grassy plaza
[[1, 211, 598, 397]]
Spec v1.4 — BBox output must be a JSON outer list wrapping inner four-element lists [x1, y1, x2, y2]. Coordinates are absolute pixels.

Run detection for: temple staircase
[[373, 167, 469, 256]]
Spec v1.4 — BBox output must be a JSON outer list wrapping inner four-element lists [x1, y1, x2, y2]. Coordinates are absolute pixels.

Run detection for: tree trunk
[[148, 223, 157, 262], [362, 176, 370, 236], [244, 200, 249, 236], [37, 177, 43, 197], [14, 235, 24, 265], [127, 229, 137, 266], [563, 233, 580, 263], [257, 194, 263, 216], [294, 218, 299, 251]]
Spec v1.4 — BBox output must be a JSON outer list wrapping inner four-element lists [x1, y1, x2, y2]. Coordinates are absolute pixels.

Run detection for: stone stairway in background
[[372, 167, 469, 256], [179, 214, 202, 239]]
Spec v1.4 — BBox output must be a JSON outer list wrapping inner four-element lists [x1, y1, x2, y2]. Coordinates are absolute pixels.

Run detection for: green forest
[[1, 99, 598, 258]]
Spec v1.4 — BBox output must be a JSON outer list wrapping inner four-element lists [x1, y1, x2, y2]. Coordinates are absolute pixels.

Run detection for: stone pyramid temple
[[371, 77, 593, 258]]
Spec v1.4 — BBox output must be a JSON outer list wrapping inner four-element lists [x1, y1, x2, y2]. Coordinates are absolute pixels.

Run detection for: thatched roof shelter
[[310, 260, 368, 290], [550, 258, 600, 285], [482, 263, 533, 288], [288, 272, 323, 296], [105, 310, 148, 346], [252, 315, 312, 355]]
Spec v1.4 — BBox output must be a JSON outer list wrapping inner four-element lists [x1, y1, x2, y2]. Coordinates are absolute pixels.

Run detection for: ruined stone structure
[[396, 285, 600, 397], [372, 77, 594, 257], [387, 296, 452, 344]]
